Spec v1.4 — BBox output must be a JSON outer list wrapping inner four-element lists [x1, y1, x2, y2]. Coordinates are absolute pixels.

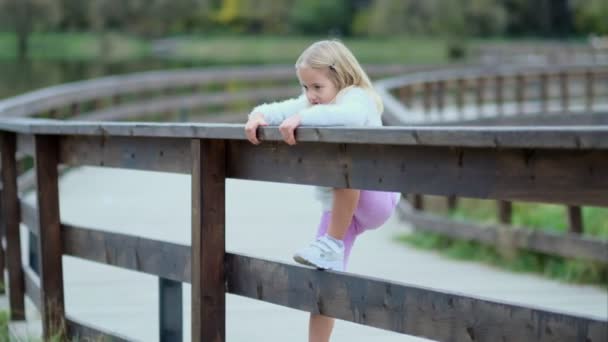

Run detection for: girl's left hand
[[279, 114, 302, 145]]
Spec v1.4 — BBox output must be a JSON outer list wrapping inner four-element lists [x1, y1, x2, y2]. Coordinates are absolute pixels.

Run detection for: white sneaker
[[293, 235, 345, 271]]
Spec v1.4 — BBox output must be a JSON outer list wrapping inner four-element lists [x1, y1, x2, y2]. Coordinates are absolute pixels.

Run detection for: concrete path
[[7, 166, 608, 341]]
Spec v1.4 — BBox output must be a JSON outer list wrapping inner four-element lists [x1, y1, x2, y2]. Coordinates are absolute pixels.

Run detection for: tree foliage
[[0, 0, 605, 60]]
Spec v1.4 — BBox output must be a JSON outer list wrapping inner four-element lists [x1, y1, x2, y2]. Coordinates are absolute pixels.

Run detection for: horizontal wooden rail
[[5, 126, 607, 207], [377, 63, 608, 89], [62, 224, 190, 283], [400, 205, 608, 262], [425, 111, 608, 126], [226, 253, 607, 342], [50, 221, 608, 342], [4, 121, 608, 149]]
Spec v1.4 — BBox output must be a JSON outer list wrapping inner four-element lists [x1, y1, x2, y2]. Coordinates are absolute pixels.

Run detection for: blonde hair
[[295, 40, 383, 114]]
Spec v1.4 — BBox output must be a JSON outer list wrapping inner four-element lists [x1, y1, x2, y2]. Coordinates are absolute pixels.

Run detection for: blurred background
[[1, 0, 607, 99], [0, 0, 606, 290], [0, 1, 607, 340]]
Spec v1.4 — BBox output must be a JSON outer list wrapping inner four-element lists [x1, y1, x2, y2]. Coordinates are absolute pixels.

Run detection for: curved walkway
[[7, 166, 607, 341]]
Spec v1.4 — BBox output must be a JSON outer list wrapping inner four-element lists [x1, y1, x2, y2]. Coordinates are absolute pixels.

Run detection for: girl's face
[[297, 67, 339, 105]]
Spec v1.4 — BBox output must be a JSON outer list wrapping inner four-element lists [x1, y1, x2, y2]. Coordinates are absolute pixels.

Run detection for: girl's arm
[[298, 88, 377, 126], [249, 94, 309, 125]]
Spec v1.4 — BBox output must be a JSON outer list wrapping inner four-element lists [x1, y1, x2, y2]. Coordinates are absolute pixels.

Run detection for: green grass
[[398, 231, 608, 287], [0, 311, 7, 342], [399, 198, 608, 286], [171, 35, 449, 65], [0, 32, 149, 61], [447, 198, 608, 238], [0, 32, 450, 65]]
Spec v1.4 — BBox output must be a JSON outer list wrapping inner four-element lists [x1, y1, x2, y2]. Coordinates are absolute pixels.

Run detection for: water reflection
[[0, 58, 210, 100]]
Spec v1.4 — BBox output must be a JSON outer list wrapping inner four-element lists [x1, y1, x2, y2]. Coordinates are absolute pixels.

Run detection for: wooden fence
[[0, 120, 606, 342], [376, 63, 608, 265], [0, 64, 606, 341]]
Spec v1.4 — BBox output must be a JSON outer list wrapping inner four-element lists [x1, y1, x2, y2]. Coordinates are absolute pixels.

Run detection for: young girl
[[244, 39, 400, 342]]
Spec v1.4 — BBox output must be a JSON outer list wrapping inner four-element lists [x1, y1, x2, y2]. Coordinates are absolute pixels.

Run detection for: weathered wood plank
[[498, 200, 512, 224], [568, 206, 583, 234], [61, 224, 190, 283], [66, 316, 132, 342], [425, 111, 608, 126], [34, 135, 65, 339], [191, 139, 226, 342], [227, 141, 608, 206], [59, 136, 190, 173], [401, 208, 608, 262], [0, 132, 25, 320], [225, 253, 608, 342], [1, 120, 608, 150]]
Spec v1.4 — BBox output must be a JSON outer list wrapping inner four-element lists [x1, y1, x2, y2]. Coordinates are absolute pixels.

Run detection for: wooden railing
[[0, 120, 606, 342], [378, 63, 608, 125], [0, 64, 607, 341], [474, 42, 608, 65], [0, 64, 426, 123], [377, 63, 608, 264]]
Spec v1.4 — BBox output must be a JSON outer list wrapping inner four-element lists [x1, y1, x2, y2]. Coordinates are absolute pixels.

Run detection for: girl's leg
[[309, 314, 335, 342], [326, 188, 360, 240], [309, 190, 361, 342], [308, 191, 399, 342]]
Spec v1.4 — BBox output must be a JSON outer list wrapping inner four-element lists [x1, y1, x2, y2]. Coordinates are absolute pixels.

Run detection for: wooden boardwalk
[[5, 166, 606, 341]]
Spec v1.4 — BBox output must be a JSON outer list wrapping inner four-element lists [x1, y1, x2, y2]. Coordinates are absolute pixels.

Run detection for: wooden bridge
[[0, 63, 606, 341]]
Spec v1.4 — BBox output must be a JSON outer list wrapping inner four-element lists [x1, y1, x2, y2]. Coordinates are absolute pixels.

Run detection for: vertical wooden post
[[411, 194, 424, 211], [159, 278, 183, 342], [70, 103, 80, 118], [495, 75, 504, 116], [567, 206, 583, 234], [34, 135, 65, 339], [498, 200, 512, 225], [585, 70, 594, 112], [446, 195, 457, 212], [0, 132, 25, 320], [423, 82, 433, 113], [475, 77, 485, 117], [112, 94, 121, 106], [399, 86, 412, 107], [515, 74, 525, 115], [191, 139, 226, 342], [456, 79, 465, 116], [436, 81, 446, 116], [560, 72, 569, 112], [540, 74, 549, 114]]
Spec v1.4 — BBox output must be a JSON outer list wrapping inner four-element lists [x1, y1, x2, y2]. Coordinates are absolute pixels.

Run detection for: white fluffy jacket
[[249, 86, 384, 210], [250, 86, 382, 127]]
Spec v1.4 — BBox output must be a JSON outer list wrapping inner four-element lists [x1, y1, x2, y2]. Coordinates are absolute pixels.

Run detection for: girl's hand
[[279, 114, 302, 145], [245, 112, 268, 145]]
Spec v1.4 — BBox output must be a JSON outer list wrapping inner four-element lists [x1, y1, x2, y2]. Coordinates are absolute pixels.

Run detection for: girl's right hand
[[245, 112, 269, 145]]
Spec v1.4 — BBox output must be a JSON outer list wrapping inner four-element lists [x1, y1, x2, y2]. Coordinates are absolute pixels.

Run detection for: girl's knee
[[354, 191, 399, 229]]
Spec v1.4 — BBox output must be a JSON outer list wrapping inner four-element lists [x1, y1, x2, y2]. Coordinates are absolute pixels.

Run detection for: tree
[[289, 0, 353, 36], [573, 0, 608, 35], [0, 0, 61, 59]]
